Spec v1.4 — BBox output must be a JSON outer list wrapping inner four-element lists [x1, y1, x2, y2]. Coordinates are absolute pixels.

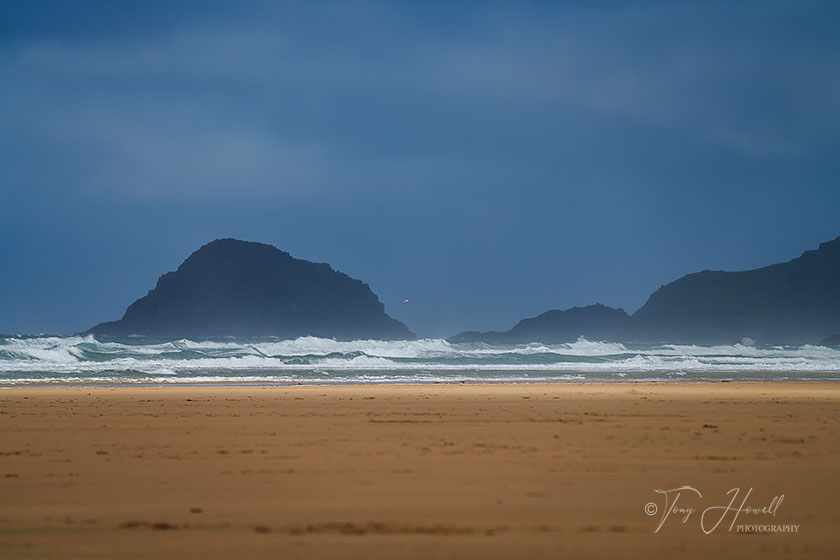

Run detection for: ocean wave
[[2, 334, 840, 382]]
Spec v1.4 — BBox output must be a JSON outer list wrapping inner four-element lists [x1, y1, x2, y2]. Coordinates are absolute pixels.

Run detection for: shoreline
[[2, 382, 838, 558], [2, 376, 840, 389]]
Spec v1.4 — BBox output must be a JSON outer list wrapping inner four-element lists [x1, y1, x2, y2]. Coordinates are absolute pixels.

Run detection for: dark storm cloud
[[4, 2, 836, 199]]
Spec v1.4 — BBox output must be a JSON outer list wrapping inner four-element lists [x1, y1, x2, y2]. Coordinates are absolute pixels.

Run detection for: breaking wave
[[1, 334, 839, 385]]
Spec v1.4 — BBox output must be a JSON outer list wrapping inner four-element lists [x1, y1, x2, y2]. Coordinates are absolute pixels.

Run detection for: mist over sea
[[1, 335, 839, 385]]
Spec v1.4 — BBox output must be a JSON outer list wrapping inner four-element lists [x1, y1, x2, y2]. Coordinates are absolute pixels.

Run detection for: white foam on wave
[[0, 335, 92, 363], [2, 353, 840, 375], [169, 336, 456, 358], [3, 335, 840, 381], [654, 342, 840, 359], [559, 337, 630, 356], [0, 373, 592, 385], [451, 338, 629, 357]]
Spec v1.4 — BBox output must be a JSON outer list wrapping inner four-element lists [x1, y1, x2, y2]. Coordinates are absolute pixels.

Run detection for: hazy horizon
[[2, 1, 839, 337]]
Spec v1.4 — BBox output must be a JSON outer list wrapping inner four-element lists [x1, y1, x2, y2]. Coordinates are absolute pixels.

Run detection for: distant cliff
[[449, 304, 630, 344], [820, 334, 840, 346], [631, 236, 840, 344], [450, 236, 840, 345], [87, 239, 414, 340]]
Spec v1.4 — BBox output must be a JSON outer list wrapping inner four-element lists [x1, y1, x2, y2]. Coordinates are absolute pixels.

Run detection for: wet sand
[[1, 382, 838, 558]]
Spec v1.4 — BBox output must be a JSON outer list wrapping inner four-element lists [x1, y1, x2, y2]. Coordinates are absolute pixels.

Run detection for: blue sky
[[1, 1, 839, 337]]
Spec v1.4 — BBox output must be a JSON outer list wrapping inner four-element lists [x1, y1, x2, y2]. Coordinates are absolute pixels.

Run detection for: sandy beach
[[1, 382, 838, 558]]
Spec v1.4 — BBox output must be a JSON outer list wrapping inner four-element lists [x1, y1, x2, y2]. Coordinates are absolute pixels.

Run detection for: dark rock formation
[[631, 236, 840, 344], [450, 236, 840, 345], [819, 334, 840, 347], [449, 304, 630, 344], [87, 239, 414, 340]]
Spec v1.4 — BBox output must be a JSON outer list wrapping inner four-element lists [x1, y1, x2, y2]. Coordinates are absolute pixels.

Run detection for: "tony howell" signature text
[[645, 486, 798, 534]]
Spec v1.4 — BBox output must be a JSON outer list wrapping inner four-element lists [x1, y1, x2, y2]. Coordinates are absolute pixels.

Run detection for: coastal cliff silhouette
[[88, 236, 839, 344], [87, 239, 414, 340], [451, 236, 840, 345]]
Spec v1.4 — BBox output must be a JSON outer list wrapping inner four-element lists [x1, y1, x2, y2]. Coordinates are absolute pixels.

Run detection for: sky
[[1, 1, 839, 337]]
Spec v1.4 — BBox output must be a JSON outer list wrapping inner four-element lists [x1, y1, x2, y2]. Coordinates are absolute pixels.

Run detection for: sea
[[1, 334, 839, 385]]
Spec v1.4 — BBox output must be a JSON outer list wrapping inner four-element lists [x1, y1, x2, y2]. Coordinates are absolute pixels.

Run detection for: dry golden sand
[[0, 382, 838, 559]]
